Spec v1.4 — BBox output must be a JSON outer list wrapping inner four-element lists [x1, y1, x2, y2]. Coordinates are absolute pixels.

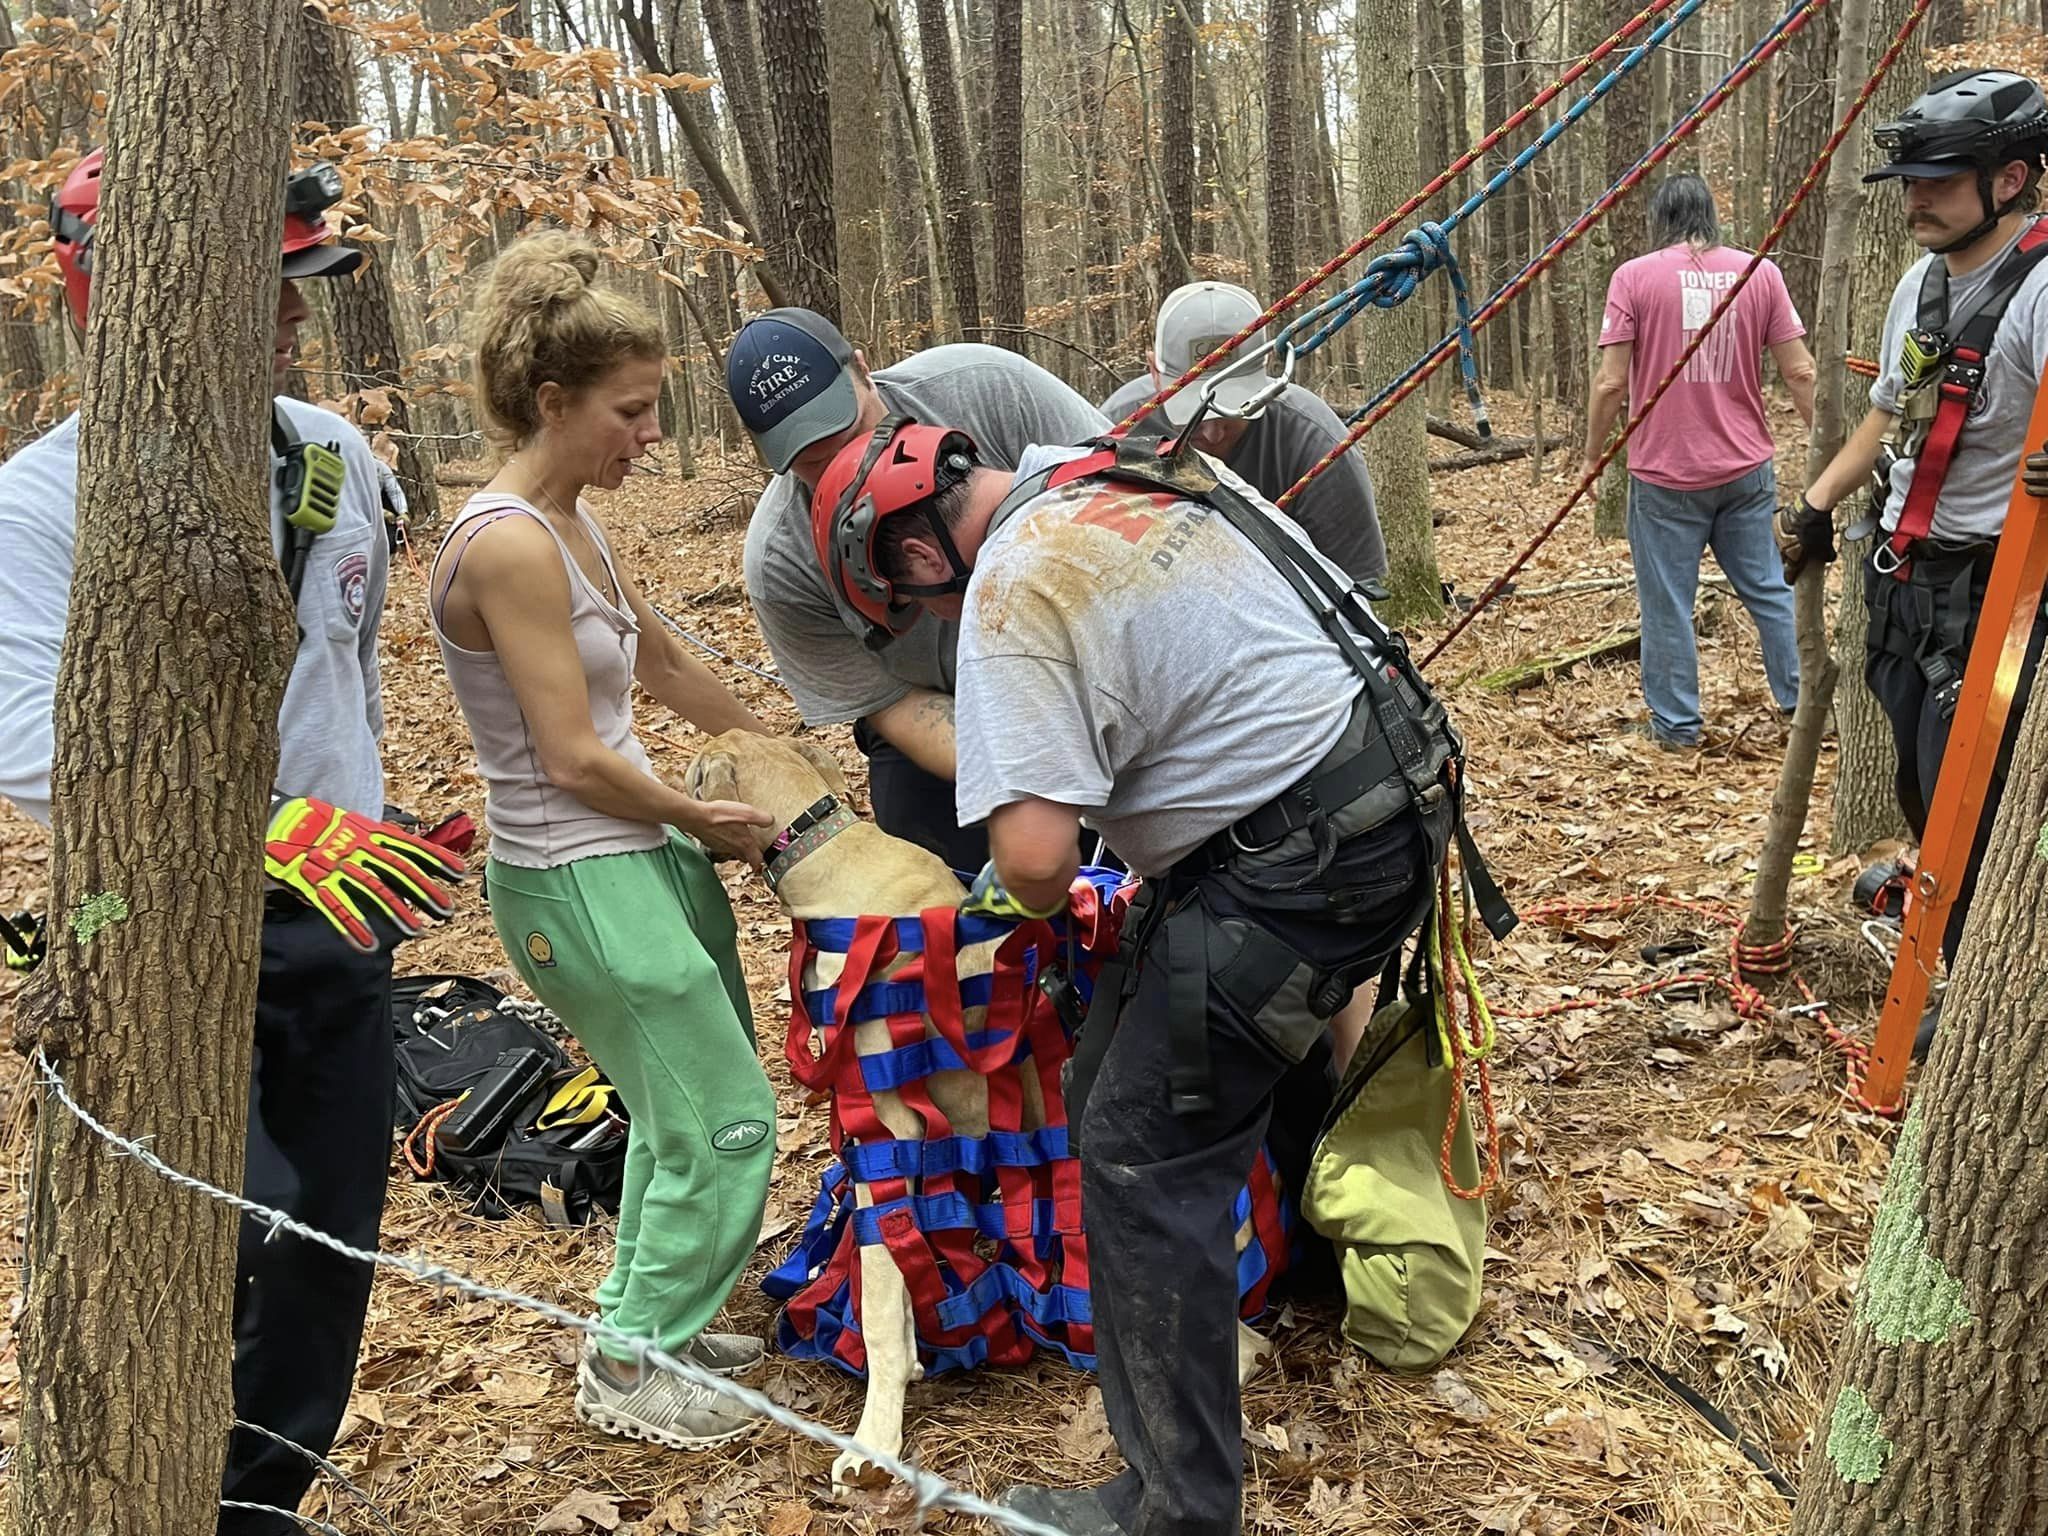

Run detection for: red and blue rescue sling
[[764, 866, 1295, 1376]]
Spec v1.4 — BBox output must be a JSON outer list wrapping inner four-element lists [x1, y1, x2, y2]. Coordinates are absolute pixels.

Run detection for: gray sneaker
[[581, 1330, 765, 1380], [574, 1351, 761, 1449]]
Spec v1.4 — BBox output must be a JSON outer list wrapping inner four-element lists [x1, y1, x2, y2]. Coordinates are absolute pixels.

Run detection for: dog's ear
[[791, 738, 850, 798], [686, 750, 740, 803]]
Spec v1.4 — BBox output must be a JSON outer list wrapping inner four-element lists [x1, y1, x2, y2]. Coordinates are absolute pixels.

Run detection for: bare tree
[[760, 0, 840, 320], [1354, 0, 1438, 624], [297, 8, 440, 525], [1265, 0, 1299, 287], [989, 0, 1026, 353], [916, 0, 984, 337], [14, 0, 298, 1526], [1161, 0, 1198, 292], [827, 0, 887, 340]]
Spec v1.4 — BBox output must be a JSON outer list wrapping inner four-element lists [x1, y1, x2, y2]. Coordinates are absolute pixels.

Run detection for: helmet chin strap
[[890, 495, 975, 599], [1929, 165, 2027, 256]]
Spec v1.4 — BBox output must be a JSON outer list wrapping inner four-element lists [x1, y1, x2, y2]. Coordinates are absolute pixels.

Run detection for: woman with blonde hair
[[431, 230, 776, 1448]]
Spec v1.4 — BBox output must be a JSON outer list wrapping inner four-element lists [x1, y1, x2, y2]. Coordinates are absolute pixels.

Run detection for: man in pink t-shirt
[[1583, 174, 1818, 747]]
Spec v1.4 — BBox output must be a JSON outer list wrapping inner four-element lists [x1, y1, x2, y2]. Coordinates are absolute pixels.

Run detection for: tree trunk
[[759, 0, 839, 321], [1265, 0, 1299, 289], [1737, 0, 1772, 242], [1743, 0, 1864, 952], [622, 0, 791, 307], [883, 43, 935, 352], [1768, 1, 1839, 331], [826, 0, 884, 340], [1161, 0, 1198, 292], [1788, 579, 2048, 1531], [1070, 0, 1122, 361], [1354, 0, 1439, 626], [702, 0, 784, 260], [916, 0, 985, 339], [1830, 0, 1921, 855], [296, 9, 440, 525], [988, 0, 1027, 354], [13, 0, 296, 1529], [0, 0, 50, 452], [1475, 0, 1531, 389], [1924, 0, 1967, 46], [1594, 0, 1654, 540]]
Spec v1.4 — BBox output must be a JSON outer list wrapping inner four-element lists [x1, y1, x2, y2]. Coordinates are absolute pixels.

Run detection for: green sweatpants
[[487, 835, 775, 1358]]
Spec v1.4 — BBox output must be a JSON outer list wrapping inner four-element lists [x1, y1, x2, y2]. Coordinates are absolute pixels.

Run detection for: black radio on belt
[[436, 1046, 552, 1155]]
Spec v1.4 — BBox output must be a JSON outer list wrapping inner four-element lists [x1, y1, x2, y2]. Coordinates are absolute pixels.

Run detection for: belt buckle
[[1229, 820, 1284, 855]]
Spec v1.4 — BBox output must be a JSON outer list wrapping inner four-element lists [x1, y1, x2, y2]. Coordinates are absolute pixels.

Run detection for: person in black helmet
[[1778, 69, 2048, 1052]]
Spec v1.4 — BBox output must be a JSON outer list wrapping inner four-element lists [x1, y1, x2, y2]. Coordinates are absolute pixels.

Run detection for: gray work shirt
[[742, 344, 1109, 724], [1098, 375, 1388, 582], [0, 399, 392, 826], [1871, 219, 2048, 543], [953, 445, 1369, 873]]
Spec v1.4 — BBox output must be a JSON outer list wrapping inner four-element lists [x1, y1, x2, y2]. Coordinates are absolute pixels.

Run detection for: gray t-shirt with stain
[[742, 344, 1109, 724], [953, 445, 1368, 874], [1098, 375, 1387, 583], [1871, 219, 2048, 543]]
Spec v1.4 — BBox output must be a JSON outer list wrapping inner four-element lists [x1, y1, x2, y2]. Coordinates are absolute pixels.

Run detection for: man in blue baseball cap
[[727, 310, 1107, 869]]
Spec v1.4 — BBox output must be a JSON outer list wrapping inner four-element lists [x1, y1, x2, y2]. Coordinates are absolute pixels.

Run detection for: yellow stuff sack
[[1301, 997, 1486, 1372]]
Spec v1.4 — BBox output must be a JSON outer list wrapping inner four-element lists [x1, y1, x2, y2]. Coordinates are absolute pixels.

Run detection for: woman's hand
[[678, 797, 775, 866]]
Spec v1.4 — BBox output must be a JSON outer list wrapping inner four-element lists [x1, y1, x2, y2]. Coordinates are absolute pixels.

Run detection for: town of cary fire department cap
[[726, 308, 860, 473]]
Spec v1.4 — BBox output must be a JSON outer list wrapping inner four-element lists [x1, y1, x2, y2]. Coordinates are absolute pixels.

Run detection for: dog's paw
[[832, 1448, 892, 1491]]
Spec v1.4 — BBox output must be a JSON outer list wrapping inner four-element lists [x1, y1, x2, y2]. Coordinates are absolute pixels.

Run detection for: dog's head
[[684, 730, 852, 858]]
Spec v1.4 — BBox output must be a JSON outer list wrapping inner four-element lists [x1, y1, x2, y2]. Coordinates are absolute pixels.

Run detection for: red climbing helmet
[[51, 150, 362, 328], [810, 416, 981, 644]]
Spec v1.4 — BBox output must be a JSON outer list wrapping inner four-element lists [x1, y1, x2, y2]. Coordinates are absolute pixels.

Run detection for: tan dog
[[685, 729, 1269, 1486]]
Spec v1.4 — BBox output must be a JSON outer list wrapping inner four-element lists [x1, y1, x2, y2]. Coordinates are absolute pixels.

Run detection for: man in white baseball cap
[[1101, 280, 1388, 585]]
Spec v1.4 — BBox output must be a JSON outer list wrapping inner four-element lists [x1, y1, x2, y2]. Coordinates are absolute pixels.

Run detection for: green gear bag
[[1302, 996, 1487, 1372]]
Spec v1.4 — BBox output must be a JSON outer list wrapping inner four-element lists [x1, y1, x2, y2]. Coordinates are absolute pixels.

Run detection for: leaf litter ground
[[0, 397, 1902, 1534]]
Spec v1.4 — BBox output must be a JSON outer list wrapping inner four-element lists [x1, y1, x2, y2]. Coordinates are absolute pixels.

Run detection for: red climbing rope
[[1112, 0, 1687, 435], [1274, 0, 1826, 525], [1498, 896, 1889, 1113], [1415, 0, 1934, 669]]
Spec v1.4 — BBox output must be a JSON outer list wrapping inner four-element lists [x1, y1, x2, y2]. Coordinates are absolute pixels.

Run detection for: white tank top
[[431, 493, 666, 868]]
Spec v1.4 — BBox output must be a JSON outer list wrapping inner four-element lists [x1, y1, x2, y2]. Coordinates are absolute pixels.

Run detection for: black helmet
[[1866, 70, 2048, 252], [1867, 69, 2048, 182]]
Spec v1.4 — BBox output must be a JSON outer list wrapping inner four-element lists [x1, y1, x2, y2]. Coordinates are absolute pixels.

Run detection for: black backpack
[[391, 975, 628, 1227]]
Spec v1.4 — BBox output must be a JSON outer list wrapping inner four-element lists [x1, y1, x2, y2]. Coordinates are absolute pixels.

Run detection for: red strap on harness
[[1886, 357, 1982, 568], [1886, 222, 2048, 572]]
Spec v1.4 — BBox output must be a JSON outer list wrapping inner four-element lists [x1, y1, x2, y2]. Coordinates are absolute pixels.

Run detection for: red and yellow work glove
[[959, 861, 1069, 923], [265, 794, 466, 952]]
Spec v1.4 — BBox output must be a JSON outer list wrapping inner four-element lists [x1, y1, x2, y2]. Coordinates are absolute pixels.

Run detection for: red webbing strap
[[1887, 358, 1978, 567], [1240, 1152, 1290, 1316], [785, 913, 899, 1093]]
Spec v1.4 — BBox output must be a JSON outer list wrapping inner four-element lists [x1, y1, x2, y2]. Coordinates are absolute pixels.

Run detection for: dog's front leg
[[1236, 1321, 1273, 1385], [834, 1184, 923, 1488]]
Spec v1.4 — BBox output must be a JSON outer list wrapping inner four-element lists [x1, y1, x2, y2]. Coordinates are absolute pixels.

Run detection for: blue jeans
[[1626, 463, 1800, 743]]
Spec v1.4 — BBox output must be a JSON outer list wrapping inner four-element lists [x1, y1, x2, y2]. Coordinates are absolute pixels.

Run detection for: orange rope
[[1845, 354, 1880, 378], [402, 1096, 464, 1178], [1434, 864, 1502, 1200], [1498, 896, 1890, 1113]]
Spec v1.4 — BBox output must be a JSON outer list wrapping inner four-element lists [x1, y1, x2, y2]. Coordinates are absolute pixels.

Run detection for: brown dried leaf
[[1429, 1368, 1492, 1422], [1749, 1199, 1814, 1262], [764, 1501, 814, 1536], [535, 1488, 621, 1533], [1059, 1387, 1117, 1463]]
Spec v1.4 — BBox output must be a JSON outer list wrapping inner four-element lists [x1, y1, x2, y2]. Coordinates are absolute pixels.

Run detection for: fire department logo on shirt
[[334, 551, 369, 625]]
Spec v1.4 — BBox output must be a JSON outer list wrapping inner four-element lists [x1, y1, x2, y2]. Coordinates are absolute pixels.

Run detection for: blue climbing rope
[[1265, 0, 1710, 441], [1343, 0, 1818, 432]]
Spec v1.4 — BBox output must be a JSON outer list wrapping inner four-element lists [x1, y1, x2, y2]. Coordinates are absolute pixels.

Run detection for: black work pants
[[218, 902, 394, 1535], [1080, 811, 1433, 1536], [1863, 555, 2048, 961], [853, 716, 990, 873]]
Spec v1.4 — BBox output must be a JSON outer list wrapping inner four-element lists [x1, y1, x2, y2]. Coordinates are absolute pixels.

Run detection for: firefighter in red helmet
[[3, 150, 464, 1534]]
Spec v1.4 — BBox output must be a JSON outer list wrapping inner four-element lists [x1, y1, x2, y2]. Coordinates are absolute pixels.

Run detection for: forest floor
[[0, 392, 1907, 1536]]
